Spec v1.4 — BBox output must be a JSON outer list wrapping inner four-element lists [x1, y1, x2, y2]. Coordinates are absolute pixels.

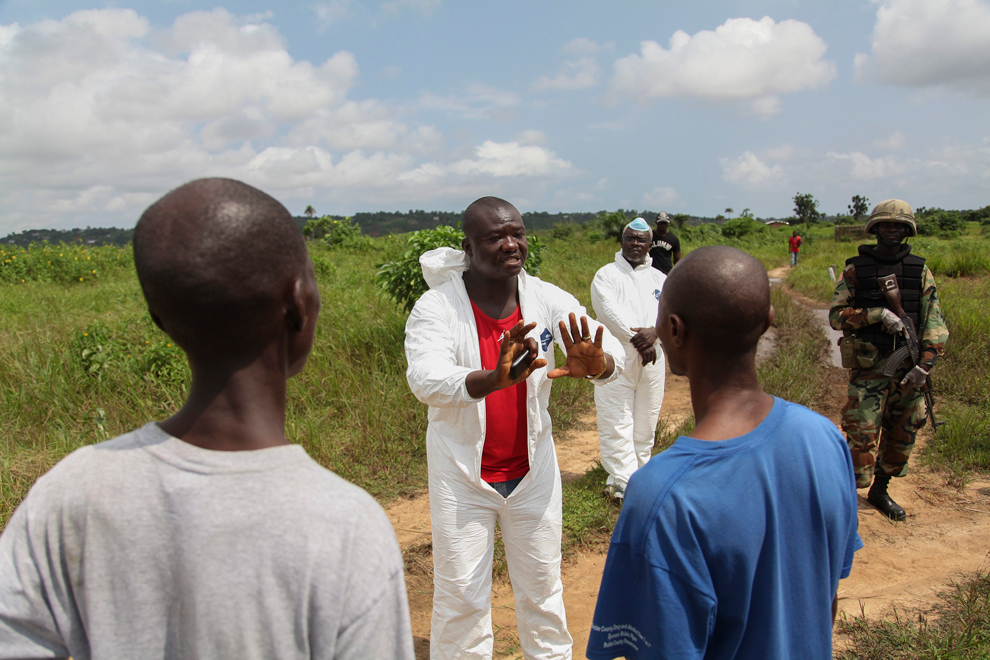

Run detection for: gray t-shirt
[[0, 423, 413, 660]]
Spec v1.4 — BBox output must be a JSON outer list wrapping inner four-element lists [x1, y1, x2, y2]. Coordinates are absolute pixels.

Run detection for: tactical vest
[[846, 250, 925, 349]]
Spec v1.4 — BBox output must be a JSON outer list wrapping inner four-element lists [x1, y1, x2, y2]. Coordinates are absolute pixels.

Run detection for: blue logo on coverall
[[540, 328, 553, 351], [654, 289, 661, 300]]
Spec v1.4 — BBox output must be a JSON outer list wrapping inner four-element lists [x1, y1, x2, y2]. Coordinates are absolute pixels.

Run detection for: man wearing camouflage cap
[[829, 199, 949, 520]]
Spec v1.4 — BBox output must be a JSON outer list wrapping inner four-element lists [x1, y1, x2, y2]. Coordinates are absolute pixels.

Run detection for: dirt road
[[388, 275, 990, 658]]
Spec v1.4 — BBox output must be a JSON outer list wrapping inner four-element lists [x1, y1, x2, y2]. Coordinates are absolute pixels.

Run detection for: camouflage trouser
[[841, 357, 927, 489]]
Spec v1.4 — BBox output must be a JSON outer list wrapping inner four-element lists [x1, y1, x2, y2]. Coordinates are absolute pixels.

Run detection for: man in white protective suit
[[405, 196, 624, 660], [591, 218, 667, 501]]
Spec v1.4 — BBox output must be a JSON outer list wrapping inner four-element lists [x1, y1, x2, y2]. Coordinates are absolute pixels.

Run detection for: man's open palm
[[548, 313, 607, 379]]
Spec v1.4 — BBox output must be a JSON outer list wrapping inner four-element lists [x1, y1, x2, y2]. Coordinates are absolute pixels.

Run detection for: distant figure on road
[[591, 218, 667, 502], [0, 178, 414, 659], [587, 246, 862, 660], [829, 199, 949, 521], [649, 211, 681, 275], [404, 196, 624, 659], [789, 229, 803, 267]]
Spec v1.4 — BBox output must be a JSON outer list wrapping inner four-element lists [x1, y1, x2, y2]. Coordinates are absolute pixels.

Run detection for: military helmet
[[865, 199, 916, 237]]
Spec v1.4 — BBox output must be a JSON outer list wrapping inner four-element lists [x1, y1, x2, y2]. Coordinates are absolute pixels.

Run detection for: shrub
[[303, 215, 362, 247], [595, 211, 633, 242], [720, 218, 766, 239], [375, 225, 546, 312]]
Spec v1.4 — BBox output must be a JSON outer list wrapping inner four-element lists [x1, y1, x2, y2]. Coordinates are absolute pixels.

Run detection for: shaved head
[[661, 246, 770, 357], [133, 178, 308, 357], [463, 196, 518, 239]]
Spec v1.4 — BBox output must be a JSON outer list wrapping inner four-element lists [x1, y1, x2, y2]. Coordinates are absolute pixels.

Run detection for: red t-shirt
[[789, 235, 802, 253], [471, 301, 530, 483]]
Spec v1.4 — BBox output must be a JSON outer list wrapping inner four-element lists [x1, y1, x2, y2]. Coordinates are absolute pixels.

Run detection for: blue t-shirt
[[587, 397, 862, 660]]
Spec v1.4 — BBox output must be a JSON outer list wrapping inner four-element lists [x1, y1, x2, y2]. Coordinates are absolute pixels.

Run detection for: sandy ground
[[388, 274, 990, 658]]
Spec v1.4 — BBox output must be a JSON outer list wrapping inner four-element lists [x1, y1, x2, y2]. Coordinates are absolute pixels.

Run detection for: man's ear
[[763, 305, 776, 335], [286, 278, 307, 332], [461, 236, 472, 257], [668, 313, 687, 348]]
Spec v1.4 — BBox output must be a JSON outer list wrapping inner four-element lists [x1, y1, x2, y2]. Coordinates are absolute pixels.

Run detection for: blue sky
[[1, 0, 988, 233]]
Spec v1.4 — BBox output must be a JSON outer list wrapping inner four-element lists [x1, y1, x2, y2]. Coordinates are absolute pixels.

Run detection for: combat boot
[[867, 473, 906, 521]]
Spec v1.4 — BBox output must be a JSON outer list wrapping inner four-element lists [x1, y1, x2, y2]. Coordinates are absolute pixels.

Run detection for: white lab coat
[[405, 247, 623, 660], [590, 252, 667, 490]]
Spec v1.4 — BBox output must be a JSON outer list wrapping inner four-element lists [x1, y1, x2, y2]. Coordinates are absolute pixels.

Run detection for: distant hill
[[1, 226, 134, 247], [1, 210, 821, 248]]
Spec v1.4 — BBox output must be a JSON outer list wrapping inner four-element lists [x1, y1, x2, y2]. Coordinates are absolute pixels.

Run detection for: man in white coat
[[405, 196, 624, 660], [591, 218, 667, 501]]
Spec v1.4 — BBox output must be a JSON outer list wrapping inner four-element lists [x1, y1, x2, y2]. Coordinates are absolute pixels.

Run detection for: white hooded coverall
[[405, 248, 623, 660], [590, 252, 667, 491]]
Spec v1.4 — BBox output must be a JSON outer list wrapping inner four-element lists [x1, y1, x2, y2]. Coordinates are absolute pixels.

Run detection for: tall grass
[[757, 288, 833, 414]]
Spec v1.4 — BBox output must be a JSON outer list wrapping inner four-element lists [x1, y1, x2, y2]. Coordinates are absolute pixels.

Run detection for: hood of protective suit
[[420, 247, 469, 289]]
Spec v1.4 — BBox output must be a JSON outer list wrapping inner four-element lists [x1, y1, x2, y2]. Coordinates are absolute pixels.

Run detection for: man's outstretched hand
[[492, 320, 547, 390], [466, 320, 547, 398], [548, 313, 612, 380]]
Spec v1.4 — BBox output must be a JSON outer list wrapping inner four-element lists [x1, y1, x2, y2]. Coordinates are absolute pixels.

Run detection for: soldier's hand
[[639, 345, 657, 366], [900, 364, 928, 389], [880, 309, 904, 334]]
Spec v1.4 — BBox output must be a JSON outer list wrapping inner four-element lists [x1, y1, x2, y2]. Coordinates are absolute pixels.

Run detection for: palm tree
[[304, 205, 316, 218]]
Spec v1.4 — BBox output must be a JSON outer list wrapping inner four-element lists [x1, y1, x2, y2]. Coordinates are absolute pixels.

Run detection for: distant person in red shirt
[[789, 230, 803, 267]]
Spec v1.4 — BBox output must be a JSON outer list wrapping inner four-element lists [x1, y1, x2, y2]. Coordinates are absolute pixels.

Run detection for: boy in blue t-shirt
[[587, 246, 862, 660]]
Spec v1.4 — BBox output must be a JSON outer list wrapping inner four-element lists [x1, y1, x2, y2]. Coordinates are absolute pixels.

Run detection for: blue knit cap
[[626, 217, 651, 232]]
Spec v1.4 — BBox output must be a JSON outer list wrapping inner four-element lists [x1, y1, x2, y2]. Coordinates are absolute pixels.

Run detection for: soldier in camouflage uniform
[[829, 199, 949, 521]]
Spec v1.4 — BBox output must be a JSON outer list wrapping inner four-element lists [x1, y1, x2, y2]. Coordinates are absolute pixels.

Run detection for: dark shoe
[[867, 474, 907, 521]]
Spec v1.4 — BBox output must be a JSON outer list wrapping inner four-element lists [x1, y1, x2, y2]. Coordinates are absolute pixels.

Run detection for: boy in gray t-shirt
[[0, 179, 414, 660]]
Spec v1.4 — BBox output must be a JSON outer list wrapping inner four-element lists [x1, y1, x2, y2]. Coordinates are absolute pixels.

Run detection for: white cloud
[[608, 16, 836, 116], [873, 131, 907, 151], [562, 37, 607, 56], [513, 130, 548, 146], [448, 141, 573, 178], [721, 151, 787, 187], [856, 0, 990, 94], [0, 9, 573, 232], [533, 56, 601, 91], [642, 186, 682, 207], [312, 0, 354, 27], [417, 83, 520, 120]]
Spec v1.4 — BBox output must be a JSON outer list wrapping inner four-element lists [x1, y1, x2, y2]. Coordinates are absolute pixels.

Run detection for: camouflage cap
[[865, 199, 917, 237]]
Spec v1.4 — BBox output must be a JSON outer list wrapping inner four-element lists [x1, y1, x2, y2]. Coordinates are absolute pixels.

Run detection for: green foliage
[[303, 215, 363, 247], [756, 288, 832, 414], [917, 208, 965, 238], [835, 214, 860, 226], [793, 192, 822, 224], [679, 222, 723, 243], [561, 463, 620, 555], [595, 210, 633, 242], [849, 194, 870, 222], [375, 224, 464, 312], [375, 225, 547, 313], [0, 243, 132, 285], [720, 217, 766, 239], [669, 213, 691, 229]]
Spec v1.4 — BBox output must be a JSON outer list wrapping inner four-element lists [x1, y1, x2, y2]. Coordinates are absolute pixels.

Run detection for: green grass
[[835, 570, 990, 659], [757, 287, 833, 414]]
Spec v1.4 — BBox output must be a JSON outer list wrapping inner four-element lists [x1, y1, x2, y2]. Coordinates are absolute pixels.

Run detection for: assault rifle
[[878, 274, 945, 436]]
